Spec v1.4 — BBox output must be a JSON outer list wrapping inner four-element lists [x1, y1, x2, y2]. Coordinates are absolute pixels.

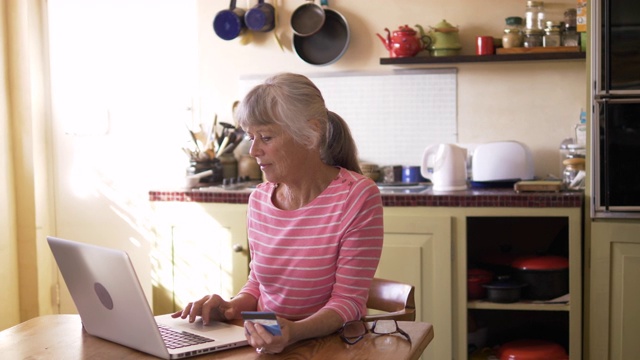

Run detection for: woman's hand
[[171, 294, 237, 325], [243, 317, 294, 354]]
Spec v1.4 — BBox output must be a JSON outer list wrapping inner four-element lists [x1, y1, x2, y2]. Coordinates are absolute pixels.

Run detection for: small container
[[562, 144, 586, 187], [503, 29, 523, 48], [562, 30, 580, 46], [502, 16, 524, 48], [187, 159, 223, 184], [525, 0, 545, 30], [558, 138, 574, 178], [543, 21, 562, 47], [218, 152, 238, 180], [564, 8, 577, 28], [523, 29, 544, 47]]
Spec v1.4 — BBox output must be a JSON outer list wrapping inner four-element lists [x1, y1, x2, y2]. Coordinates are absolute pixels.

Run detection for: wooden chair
[[364, 277, 416, 322]]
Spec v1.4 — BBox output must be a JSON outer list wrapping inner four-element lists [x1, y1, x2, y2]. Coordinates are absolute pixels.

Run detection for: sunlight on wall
[[47, 0, 204, 311], [150, 203, 239, 313]]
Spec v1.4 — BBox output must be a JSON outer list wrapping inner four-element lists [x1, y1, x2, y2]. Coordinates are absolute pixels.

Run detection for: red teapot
[[376, 25, 431, 58]]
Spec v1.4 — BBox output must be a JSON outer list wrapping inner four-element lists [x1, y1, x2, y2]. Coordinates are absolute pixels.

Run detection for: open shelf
[[380, 51, 585, 65], [467, 299, 570, 312]]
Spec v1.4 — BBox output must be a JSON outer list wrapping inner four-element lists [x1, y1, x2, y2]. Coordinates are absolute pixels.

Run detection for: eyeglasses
[[338, 319, 411, 345]]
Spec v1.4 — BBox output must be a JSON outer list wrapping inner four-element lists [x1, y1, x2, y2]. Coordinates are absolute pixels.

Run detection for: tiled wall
[[239, 69, 458, 168]]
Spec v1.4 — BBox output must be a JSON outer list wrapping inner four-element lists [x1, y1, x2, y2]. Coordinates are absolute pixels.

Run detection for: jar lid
[[526, 1, 544, 7], [432, 19, 459, 33], [505, 16, 524, 26]]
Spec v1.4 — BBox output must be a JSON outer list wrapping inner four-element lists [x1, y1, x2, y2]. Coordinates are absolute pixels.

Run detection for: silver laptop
[[47, 236, 248, 359]]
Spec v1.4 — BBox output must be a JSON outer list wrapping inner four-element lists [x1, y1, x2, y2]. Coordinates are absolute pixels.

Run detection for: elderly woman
[[172, 73, 383, 354]]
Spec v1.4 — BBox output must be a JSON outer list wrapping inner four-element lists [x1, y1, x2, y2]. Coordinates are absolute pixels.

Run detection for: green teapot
[[416, 19, 462, 57]]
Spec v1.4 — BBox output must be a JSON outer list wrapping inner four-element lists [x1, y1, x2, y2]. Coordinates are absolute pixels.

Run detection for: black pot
[[292, 1, 350, 66], [512, 255, 569, 300], [482, 277, 527, 303]]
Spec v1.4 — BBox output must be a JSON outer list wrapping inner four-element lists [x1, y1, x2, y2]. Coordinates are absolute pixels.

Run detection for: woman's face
[[245, 123, 312, 184]]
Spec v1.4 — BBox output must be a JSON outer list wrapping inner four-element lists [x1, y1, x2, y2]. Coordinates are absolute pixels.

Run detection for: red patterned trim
[[149, 188, 583, 208]]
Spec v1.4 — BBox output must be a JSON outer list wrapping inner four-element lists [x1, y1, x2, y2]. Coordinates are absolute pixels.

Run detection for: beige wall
[[0, 0, 21, 331], [196, 0, 585, 179]]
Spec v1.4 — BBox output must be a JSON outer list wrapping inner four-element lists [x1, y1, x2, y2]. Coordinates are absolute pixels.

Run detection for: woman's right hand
[[170, 294, 237, 325]]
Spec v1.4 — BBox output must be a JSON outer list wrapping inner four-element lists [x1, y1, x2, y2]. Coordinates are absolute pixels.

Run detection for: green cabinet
[[383, 206, 582, 360], [151, 202, 249, 314], [589, 221, 640, 359], [380, 209, 452, 360], [150, 201, 583, 360]]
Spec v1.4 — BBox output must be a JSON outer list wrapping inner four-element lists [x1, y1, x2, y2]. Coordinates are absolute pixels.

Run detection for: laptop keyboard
[[158, 324, 216, 349]]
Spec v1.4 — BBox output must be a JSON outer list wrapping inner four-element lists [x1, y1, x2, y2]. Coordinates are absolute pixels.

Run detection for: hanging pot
[[213, 0, 246, 41], [290, 0, 325, 36], [292, 0, 350, 66], [245, 0, 275, 32]]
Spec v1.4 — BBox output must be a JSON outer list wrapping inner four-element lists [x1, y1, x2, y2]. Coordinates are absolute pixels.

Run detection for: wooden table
[[0, 315, 433, 359]]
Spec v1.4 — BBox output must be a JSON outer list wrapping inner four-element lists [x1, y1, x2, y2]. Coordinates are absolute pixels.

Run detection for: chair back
[[364, 277, 416, 321]]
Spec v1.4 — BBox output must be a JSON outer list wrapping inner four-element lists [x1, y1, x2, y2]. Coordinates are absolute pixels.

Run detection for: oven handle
[[594, 96, 640, 104]]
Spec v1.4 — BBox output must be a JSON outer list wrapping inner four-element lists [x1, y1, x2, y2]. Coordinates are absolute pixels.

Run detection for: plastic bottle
[[575, 109, 587, 146]]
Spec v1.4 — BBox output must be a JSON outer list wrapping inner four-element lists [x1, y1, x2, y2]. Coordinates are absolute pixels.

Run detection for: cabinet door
[[379, 212, 452, 360], [151, 203, 249, 314], [591, 221, 640, 360]]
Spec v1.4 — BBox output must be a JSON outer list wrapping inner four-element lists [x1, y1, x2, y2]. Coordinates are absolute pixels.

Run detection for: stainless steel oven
[[591, 0, 640, 218]]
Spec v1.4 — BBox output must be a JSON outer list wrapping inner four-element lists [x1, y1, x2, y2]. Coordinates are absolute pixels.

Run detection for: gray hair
[[236, 73, 361, 173]]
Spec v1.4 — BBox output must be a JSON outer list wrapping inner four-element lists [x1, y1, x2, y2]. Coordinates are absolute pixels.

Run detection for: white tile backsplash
[[240, 69, 458, 167]]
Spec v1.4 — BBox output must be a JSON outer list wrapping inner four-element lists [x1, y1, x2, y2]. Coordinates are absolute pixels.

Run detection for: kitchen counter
[[149, 186, 584, 208]]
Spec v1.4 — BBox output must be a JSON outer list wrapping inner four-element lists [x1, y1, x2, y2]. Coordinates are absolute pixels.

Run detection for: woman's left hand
[[243, 317, 293, 354]]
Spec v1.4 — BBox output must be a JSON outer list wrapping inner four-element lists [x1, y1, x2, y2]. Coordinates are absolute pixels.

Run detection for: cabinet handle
[[232, 244, 245, 252]]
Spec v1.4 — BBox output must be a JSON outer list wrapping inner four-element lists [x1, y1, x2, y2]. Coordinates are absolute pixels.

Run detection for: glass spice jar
[[523, 28, 544, 47], [502, 16, 524, 48], [525, 0, 545, 30], [543, 21, 562, 47], [562, 8, 579, 46]]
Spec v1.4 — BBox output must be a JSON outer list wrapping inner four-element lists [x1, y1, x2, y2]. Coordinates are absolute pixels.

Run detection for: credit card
[[241, 311, 282, 336]]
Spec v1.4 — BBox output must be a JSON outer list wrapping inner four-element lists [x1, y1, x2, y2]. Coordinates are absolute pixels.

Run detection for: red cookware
[[512, 255, 569, 300], [498, 339, 568, 360], [467, 268, 493, 300], [376, 25, 431, 58]]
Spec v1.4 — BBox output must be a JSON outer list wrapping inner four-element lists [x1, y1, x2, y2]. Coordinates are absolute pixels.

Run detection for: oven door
[[596, 0, 640, 94], [593, 97, 640, 218]]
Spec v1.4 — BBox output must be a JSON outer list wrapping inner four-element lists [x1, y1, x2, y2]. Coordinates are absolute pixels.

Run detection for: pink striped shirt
[[238, 167, 384, 322]]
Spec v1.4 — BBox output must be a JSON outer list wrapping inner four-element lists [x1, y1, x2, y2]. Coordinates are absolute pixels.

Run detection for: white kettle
[[421, 143, 468, 191]]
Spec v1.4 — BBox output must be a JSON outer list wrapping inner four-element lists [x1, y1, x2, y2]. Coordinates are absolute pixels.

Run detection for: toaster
[[471, 141, 535, 182]]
